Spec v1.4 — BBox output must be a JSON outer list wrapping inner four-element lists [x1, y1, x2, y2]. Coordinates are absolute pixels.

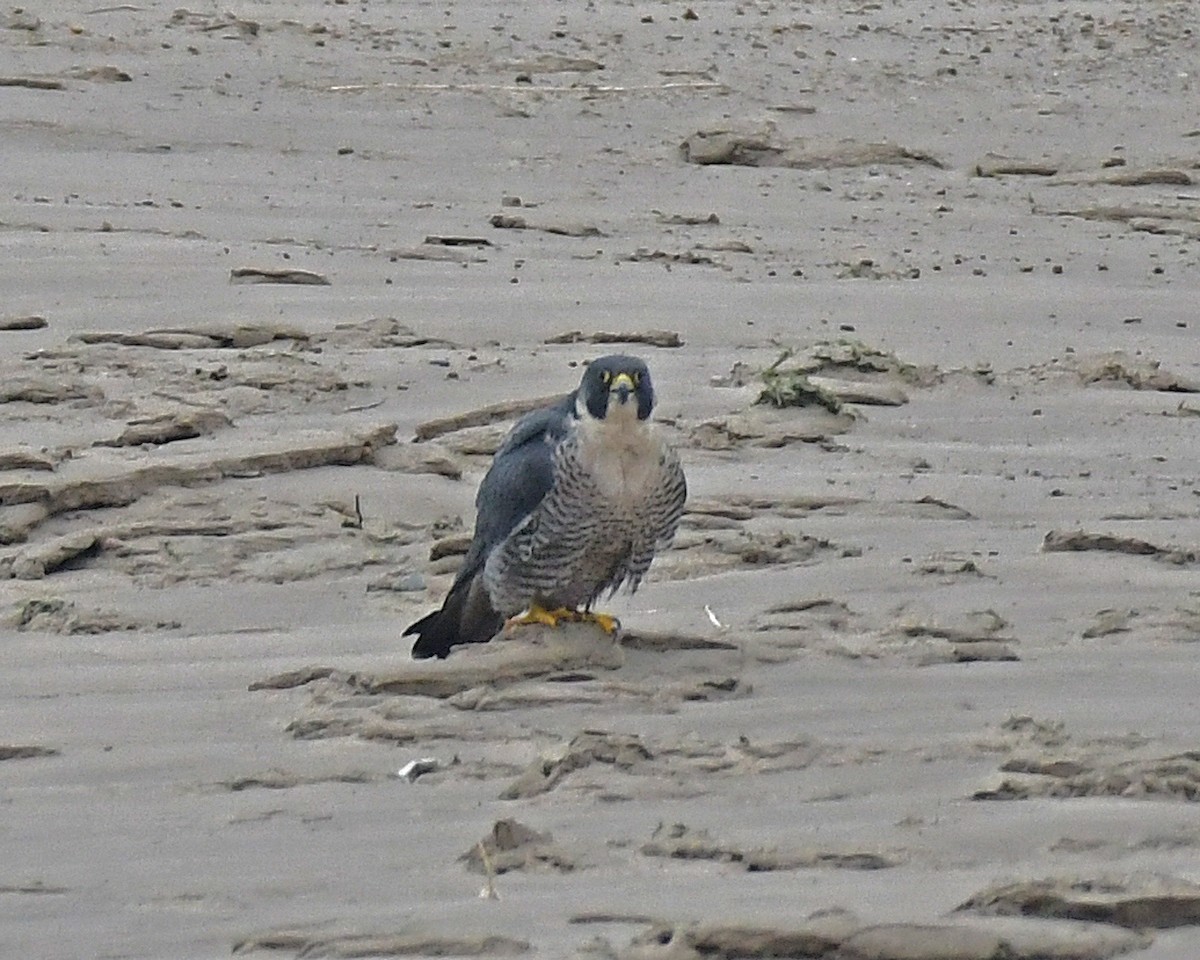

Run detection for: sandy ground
[[3, 1, 1200, 957]]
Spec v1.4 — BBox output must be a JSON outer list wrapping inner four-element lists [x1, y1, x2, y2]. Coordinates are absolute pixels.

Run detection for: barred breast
[[483, 423, 685, 616]]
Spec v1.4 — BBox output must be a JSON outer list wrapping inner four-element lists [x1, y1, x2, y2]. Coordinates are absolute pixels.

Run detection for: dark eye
[[632, 372, 641, 386], [601, 371, 611, 384]]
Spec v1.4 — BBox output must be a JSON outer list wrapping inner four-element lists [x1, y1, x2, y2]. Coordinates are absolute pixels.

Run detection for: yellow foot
[[504, 605, 622, 635], [505, 603, 575, 632]]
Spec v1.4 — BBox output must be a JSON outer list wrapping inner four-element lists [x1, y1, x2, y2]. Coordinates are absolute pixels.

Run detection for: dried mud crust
[[974, 716, 1200, 804]]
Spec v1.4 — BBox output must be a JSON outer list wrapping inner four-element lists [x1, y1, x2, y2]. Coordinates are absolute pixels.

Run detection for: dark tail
[[404, 572, 504, 659]]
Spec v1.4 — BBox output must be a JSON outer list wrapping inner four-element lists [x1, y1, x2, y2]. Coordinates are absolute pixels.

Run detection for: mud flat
[[2, 2, 1199, 958]]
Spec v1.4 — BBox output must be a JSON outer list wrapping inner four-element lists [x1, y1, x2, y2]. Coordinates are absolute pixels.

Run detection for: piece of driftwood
[[544, 330, 683, 348], [974, 153, 1058, 177], [229, 267, 330, 285], [423, 235, 492, 247], [1042, 529, 1194, 563], [414, 394, 562, 442], [0, 316, 48, 331], [488, 215, 605, 237], [0, 77, 64, 90], [232, 930, 530, 957]]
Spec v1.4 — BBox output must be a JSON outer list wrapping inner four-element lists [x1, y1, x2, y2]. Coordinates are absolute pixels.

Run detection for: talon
[[577, 610, 621, 634]]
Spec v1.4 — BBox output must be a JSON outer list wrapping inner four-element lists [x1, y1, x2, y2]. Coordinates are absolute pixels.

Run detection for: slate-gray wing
[[405, 396, 574, 659]]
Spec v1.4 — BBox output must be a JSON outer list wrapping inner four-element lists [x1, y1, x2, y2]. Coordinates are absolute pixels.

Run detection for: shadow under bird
[[404, 355, 687, 660]]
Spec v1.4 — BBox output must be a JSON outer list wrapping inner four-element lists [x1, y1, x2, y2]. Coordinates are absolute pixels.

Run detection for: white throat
[[574, 396, 659, 505]]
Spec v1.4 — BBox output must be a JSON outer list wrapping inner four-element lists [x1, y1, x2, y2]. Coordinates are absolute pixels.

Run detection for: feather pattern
[[405, 357, 686, 659]]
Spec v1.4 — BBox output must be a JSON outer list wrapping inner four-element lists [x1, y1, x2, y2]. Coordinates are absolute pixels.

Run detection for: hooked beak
[[610, 371, 635, 404]]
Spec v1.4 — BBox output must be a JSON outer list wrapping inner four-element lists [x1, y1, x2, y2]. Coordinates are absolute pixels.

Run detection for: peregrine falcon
[[405, 355, 687, 660]]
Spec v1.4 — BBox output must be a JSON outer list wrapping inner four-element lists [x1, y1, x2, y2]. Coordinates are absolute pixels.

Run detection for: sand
[[3, 1, 1200, 957]]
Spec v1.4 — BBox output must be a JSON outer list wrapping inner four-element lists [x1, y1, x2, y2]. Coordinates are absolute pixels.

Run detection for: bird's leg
[[505, 602, 575, 631]]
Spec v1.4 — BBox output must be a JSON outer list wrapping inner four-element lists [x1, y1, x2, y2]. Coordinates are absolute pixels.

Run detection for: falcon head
[[578, 355, 655, 423]]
